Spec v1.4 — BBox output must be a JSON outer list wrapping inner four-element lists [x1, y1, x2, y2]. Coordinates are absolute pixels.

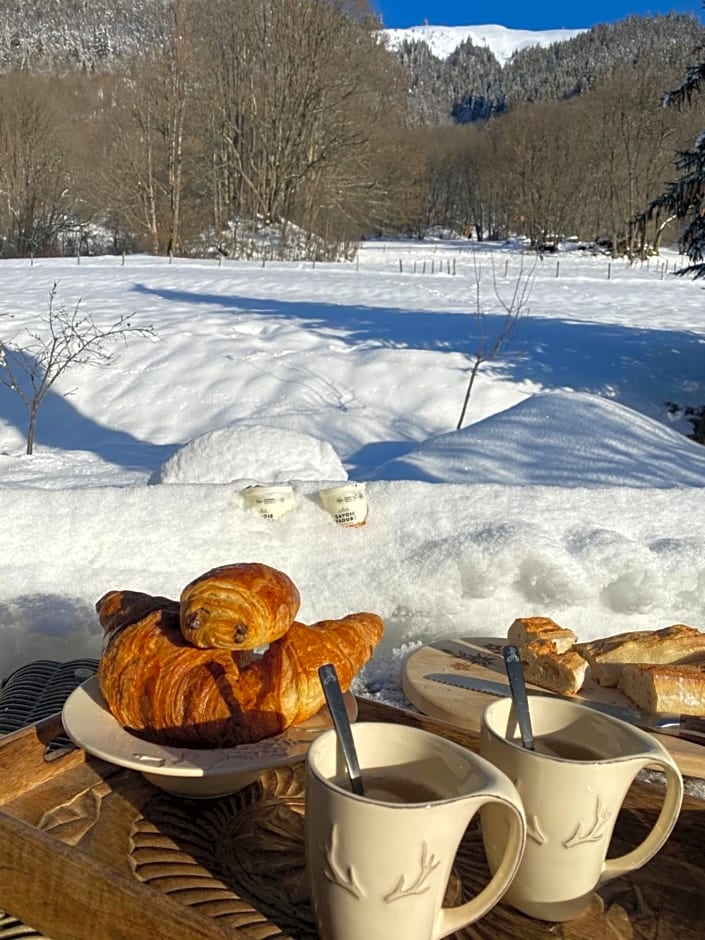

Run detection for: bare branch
[[0, 281, 155, 454], [456, 251, 535, 431]]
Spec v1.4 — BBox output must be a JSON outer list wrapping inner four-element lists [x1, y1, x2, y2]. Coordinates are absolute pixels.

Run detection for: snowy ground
[[1, 238, 704, 711]]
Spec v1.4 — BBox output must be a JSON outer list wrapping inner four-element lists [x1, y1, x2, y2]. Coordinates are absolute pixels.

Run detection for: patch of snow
[[381, 23, 587, 64], [149, 424, 348, 485]]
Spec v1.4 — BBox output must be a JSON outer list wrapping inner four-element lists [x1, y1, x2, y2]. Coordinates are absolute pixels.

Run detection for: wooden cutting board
[[402, 636, 705, 781]]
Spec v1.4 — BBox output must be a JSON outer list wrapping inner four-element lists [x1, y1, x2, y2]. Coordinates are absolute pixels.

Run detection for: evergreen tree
[[639, 54, 705, 278]]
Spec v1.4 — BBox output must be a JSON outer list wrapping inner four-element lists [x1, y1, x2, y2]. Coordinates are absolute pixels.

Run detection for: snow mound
[[365, 391, 705, 487], [149, 424, 348, 485]]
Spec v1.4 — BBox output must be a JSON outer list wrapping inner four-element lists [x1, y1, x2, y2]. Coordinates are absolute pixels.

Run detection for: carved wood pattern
[[0, 908, 50, 939], [37, 782, 112, 847], [130, 765, 315, 939], [125, 763, 649, 940], [3, 700, 705, 939]]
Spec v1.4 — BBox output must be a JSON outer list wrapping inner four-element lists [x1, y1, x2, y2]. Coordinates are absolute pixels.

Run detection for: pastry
[[520, 640, 588, 696], [507, 616, 577, 654], [179, 561, 301, 650], [618, 662, 705, 715], [575, 624, 705, 687], [96, 589, 179, 637], [97, 599, 384, 748]]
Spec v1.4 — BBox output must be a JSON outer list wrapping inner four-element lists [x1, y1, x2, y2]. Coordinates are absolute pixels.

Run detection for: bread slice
[[618, 662, 705, 715], [575, 624, 705, 687], [520, 640, 588, 696], [507, 617, 577, 654]]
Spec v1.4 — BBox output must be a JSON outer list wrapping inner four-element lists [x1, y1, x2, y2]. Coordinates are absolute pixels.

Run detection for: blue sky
[[372, 0, 704, 31]]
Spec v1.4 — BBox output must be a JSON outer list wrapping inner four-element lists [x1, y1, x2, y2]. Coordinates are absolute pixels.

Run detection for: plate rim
[[62, 675, 357, 779]]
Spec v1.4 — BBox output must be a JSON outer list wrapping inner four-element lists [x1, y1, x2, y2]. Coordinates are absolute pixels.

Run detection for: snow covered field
[[1, 238, 704, 709]]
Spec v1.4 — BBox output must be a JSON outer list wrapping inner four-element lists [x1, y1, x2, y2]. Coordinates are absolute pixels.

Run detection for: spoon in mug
[[318, 663, 365, 796], [502, 645, 535, 750]]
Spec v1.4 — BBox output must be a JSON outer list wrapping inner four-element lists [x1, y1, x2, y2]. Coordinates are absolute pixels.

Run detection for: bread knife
[[431, 638, 507, 673], [422, 672, 705, 744]]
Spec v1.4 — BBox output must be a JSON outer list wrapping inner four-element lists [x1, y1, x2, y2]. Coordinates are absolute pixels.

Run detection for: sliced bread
[[507, 616, 577, 654], [575, 624, 705, 687], [520, 639, 588, 696], [618, 661, 705, 715]]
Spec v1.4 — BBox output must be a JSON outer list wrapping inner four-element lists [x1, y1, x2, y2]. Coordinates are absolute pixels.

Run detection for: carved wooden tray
[[1, 701, 705, 939]]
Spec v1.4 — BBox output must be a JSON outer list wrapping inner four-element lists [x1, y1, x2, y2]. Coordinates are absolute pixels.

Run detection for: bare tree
[[0, 283, 154, 454], [195, 0, 409, 251], [456, 252, 536, 430], [90, 1, 201, 255], [582, 62, 689, 257], [0, 73, 78, 256]]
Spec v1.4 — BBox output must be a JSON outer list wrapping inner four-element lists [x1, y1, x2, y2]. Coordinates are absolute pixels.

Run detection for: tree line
[[394, 13, 705, 126], [0, 0, 414, 259], [0, 0, 701, 260], [409, 60, 702, 255]]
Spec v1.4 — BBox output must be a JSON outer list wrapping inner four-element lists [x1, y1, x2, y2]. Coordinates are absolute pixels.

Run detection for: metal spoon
[[318, 663, 365, 796], [502, 645, 535, 750]]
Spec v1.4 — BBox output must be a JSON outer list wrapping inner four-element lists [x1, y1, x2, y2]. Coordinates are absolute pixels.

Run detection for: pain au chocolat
[[179, 561, 301, 650]]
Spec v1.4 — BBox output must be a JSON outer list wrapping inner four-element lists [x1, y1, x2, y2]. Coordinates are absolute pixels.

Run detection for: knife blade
[[432, 638, 506, 673], [429, 637, 507, 679], [422, 672, 705, 743]]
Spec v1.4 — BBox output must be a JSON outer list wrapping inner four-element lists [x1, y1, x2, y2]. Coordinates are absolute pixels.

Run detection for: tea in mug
[[333, 772, 446, 804], [532, 735, 604, 762]]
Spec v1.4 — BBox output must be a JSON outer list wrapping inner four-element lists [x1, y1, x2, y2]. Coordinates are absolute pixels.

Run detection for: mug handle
[[599, 754, 684, 885], [433, 794, 525, 940]]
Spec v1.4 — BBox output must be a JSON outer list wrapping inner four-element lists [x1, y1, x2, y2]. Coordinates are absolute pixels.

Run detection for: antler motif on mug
[[526, 814, 547, 845], [384, 842, 441, 903], [563, 797, 612, 849], [321, 824, 364, 899]]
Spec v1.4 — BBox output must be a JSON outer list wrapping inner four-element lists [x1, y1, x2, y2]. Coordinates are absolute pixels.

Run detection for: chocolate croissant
[[96, 598, 383, 748], [179, 562, 301, 650]]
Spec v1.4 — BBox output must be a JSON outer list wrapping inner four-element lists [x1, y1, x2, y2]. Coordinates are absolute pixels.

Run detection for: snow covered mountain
[[381, 23, 587, 64]]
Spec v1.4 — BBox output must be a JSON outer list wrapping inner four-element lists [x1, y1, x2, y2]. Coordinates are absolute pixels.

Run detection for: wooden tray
[[1, 701, 705, 940], [403, 637, 705, 781]]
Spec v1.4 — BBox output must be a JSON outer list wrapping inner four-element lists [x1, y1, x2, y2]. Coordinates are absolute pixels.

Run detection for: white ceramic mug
[[305, 722, 526, 940], [318, 482, 368, 527], [479, 696, 684, 922], [241, 483, 294, 519]]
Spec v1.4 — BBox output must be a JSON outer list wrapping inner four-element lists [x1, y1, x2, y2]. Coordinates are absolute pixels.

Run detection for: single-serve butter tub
[[318, 482, 368, 527], [241, 484, 295, 520]]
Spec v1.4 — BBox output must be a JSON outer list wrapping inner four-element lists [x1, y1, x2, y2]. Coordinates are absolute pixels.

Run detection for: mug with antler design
[[480, 696, 684, 922], [304, 722, 526, 940]]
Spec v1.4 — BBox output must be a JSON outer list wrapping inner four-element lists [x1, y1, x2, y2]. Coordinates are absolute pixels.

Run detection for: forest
[[0, 0, 703, 260]]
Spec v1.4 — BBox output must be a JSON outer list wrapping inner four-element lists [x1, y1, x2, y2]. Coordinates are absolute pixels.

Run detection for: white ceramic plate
[[62, 675, 357, 798]]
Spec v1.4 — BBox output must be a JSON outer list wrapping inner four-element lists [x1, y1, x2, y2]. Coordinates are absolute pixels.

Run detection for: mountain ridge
[[383, 13, 705, 124], [381, 23, 587, 65]]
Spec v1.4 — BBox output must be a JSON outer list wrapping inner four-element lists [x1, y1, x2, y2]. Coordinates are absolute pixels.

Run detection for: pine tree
[[639, 54, 705, 277]]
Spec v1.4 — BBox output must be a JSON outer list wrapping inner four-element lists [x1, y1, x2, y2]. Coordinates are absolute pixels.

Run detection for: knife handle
[[678, 714, 705, 746], [502, 645, 535, 750], [680, 714, 705, 732]]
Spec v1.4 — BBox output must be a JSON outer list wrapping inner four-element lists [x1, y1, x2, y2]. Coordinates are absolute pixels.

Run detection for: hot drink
[[307, 722, 526, 940], [333, 772, 446, 803], [480, 695, 683, 922], [531, 735, 604, 762]]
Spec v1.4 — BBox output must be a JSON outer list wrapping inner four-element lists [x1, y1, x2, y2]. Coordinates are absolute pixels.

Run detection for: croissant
[[97, 598, 384, 748], [96, 589, 179, 635], [179, 562, 301, 650]]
